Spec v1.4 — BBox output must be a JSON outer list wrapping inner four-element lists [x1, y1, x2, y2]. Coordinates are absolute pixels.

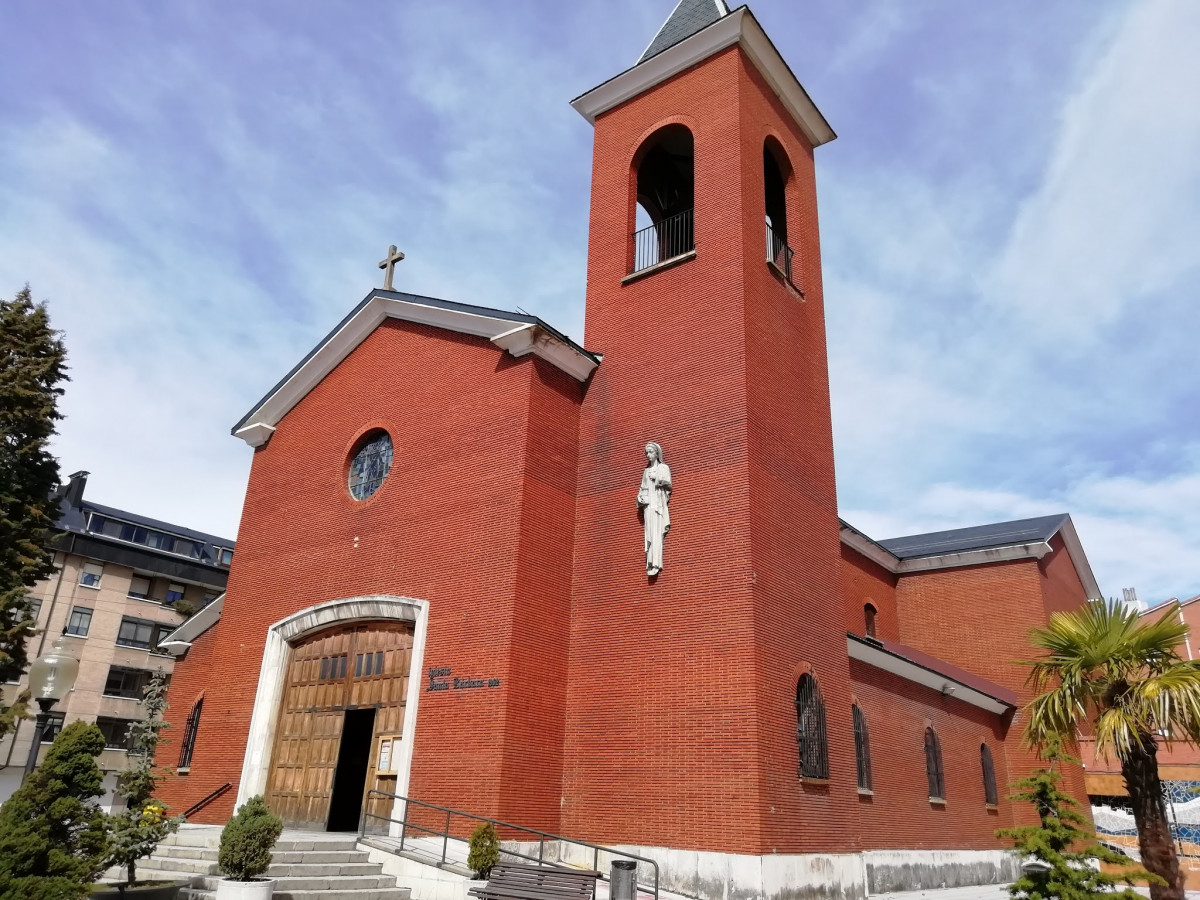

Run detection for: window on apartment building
[[864, 603, 877, 639], [165, 583, 186, 604], [925, 727, 946, 801], [40, 712, 66, 744], [79, 562, 103, 588], [127, 576, 151, 600], [65, 606, 93, 637], [96, 717, 137, 751], [103, 666, 153, 700], [981, 744, 998, 806], [26, 596, 42, 623], [852, 705, 873, 792], [175, 540, 201, 559], [217, 548, 234, 566], [116, 616, 170, 652], [89, 515, 203, 560], [178, 697, 203, 769], [796, 674, 829, 780]]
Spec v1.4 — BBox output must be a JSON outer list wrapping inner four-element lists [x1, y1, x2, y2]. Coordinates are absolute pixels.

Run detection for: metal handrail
[[183, 781, 232, 819], [766, 221, 796, 287], [632, 208, 694, 274], [361, 790, 659, 900]]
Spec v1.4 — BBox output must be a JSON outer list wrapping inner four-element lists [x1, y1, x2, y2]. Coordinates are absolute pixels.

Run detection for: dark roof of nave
[[638, 0, 730, 64], [878, 513, 1071, 561]]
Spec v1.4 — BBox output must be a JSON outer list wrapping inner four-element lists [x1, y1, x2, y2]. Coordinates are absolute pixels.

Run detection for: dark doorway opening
[[327, 707, 376, 832]]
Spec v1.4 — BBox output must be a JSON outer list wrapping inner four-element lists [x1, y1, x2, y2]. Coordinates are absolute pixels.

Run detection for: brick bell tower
[[562, 1, 858, 860]]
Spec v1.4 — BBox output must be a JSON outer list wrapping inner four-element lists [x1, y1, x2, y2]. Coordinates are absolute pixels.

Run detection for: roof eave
[[572, 7, 835, 147], [232, 291, 600, 448], [158, 594, 225, 657], [846, 634, 1016, 715], [1057, 515, 1103, 600]]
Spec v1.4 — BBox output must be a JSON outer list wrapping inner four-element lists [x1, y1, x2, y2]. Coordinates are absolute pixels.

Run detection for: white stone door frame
[[235, 594, 430, 816]]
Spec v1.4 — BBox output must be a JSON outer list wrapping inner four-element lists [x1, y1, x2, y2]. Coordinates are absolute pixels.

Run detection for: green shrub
[[467, 822, 499, 879], [218, 796, 282, 882], [0, 721, 110, 900]]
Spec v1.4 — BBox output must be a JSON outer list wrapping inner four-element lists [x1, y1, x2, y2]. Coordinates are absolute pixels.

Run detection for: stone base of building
[[862, 849, 1020, 894], [552, 843, 1018, 900], [361, 834, 1018, 900]]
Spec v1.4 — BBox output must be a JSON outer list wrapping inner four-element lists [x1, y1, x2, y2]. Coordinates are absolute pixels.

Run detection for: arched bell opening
[[763, 136, 798, 286], [630, 124, 695, 273]]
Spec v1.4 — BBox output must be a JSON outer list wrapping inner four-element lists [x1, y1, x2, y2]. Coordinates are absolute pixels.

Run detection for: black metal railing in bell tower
[[766, 221, 796, 286], [631, 208, 694, 274]]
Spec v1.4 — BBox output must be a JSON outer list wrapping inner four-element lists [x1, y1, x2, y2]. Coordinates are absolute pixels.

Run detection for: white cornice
[[840, 527, 1053, 574], [490, 324, 599, 382], [157, 594, 224, 657], [1057, 516, 1103, 600], [840, 527, 900, 573], [897, 541, 1054, 574], [847, 636, 1013, 715], [234, 423, 275, 449], [233, 294, 599, 448], [839, 518, 1101, 600], [572, 8, 835, 147]]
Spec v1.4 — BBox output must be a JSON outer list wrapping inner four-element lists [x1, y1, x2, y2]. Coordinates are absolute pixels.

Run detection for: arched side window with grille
[[981, 743, 998, 806], [852, 705, 872, 791], [924, 726, 945, 800], [864, 603, 877, 639], [796, 674, 829, 779], [178, 697, 203, 769]]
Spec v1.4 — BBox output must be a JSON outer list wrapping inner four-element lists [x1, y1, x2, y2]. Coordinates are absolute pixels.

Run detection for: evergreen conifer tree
[[998, 745, 1158, 900], [0, 721, 110, 900], [0, 286, 68, 738], [104, 669, 182, 886]]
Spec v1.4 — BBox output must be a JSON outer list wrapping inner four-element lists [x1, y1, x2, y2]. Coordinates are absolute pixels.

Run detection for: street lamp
[[23, 632, 80, 781]]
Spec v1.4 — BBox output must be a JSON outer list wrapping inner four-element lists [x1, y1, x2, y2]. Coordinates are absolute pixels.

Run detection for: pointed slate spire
[[637, 0, 730, 65]]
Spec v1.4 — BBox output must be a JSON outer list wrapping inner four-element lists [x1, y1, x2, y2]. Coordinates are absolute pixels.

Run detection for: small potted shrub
[[216, 796, 283, 899], [467, 821, 500, 880]]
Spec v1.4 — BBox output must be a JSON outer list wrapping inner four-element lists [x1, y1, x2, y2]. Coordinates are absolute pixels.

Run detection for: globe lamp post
[[23, 633, 80, 781]]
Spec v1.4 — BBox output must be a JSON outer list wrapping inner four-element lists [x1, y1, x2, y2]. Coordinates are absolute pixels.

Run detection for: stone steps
[[141, 828, 411, 900]]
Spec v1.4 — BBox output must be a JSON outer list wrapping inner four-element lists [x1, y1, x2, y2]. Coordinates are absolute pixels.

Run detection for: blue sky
[[2, 1, 1197, 604]]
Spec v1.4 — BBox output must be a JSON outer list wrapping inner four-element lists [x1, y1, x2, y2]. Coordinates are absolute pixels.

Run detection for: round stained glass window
[[348, 431, 393, 501]]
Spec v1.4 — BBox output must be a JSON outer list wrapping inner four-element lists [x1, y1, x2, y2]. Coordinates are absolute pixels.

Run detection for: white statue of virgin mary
[[636, 442, 672, 576]]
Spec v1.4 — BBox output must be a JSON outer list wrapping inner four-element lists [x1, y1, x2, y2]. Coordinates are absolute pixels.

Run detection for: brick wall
[[894, 547, 1091, 825], [159, 321, 581, 826], [840, 545, 900, 640], [850, 660, 1011, 848]]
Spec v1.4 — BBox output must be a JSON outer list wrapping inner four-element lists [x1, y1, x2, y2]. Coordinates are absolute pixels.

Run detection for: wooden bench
[[469, 861, 602, 900]]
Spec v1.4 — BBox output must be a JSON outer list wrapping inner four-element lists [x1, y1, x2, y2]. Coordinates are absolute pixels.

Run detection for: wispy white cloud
[[829, 0, 1200, 603], [0, 0, 1195, 606]]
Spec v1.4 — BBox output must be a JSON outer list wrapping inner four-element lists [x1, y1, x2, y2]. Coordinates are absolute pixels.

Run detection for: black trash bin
[[611, 860, 637, 900]]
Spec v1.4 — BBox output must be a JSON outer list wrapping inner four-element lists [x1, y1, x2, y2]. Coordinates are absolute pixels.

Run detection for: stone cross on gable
[[378, 244, 405, 291]]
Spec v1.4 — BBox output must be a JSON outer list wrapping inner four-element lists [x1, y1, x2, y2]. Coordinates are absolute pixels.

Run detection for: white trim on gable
[[847, 636, 1014, 715], [838, 517, 1102, 599], [573, 8, 836, 148], [233, 294, 598, 448], [157, 593, 224, 655], [1055, 517, 1103, 600]]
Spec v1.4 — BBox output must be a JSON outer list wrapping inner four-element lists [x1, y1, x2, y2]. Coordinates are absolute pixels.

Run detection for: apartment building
[[0, 471, 234, 808]]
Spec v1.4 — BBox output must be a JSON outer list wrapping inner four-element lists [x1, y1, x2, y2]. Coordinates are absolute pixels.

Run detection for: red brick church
[[157, 2, 1100, 896]]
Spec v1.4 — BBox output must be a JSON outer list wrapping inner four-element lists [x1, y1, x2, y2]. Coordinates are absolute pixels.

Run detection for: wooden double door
[[265, 622, 413, 829]]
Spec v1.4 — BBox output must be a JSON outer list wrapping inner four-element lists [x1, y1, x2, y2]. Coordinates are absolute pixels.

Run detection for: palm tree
[[1025, 598, 1200, 900]]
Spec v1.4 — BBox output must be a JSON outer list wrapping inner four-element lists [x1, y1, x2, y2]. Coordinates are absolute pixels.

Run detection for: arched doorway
[[265, 621, 414, 829]]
